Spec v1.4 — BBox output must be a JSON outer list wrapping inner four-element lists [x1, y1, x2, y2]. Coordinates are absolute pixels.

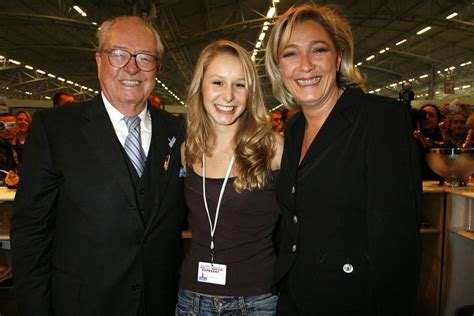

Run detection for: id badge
[[197, 261, 227, 285]]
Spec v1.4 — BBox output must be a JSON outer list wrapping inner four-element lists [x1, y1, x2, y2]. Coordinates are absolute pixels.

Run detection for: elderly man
[[11, 16, 185, 315]]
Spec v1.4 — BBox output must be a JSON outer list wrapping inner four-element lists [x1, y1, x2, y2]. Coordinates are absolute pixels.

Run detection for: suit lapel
[[299, 90, 353, 168], [144, 107, 177, 232], [80, 96, 137, 206], [284, 112, 305, 182]]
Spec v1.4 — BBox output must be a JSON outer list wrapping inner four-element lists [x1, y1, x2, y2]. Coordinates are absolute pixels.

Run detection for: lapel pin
[[168, 136, 176, 148], [164, 154, 171, 171]]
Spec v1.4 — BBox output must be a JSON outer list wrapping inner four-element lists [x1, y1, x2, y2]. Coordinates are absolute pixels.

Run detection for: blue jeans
[[175, 288, 278, 315]]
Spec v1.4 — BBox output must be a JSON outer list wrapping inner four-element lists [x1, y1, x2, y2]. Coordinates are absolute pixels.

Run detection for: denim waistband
[[177, 288, 276, 314]]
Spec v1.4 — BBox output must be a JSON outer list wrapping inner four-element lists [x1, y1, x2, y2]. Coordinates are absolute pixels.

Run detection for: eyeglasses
[[0, 121, 17, 130], [101, 48, 161, 72]]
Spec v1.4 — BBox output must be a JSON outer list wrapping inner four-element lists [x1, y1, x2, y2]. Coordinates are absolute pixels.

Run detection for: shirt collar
[[101, 92, 151, 130]]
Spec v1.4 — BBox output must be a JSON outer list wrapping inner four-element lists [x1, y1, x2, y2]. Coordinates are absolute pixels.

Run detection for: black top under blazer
[[11, 95, 185, 316], [275, 87, 422, 314]]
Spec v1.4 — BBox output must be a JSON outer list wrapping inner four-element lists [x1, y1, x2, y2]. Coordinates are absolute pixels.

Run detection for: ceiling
[[0, 0, 473, 111]]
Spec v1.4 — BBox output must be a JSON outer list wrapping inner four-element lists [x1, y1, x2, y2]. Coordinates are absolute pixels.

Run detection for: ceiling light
[[419, 74, 428, 79], [66, 80, 74, 84], [379, 49, 386, 54], [356, 62, 362, 66], [435, 91, 440, 94], [462, 85, 471, 89], [73, 5, 87, 17], [36, 69, 45, 74], [366, 55, 375, 61], [266, 7, 276, 18], [416, 26, 431, 35], [375, 88, 381, 92], [446, 12, 458, 19], [369, 90, 374, 94], [25, 65, 34, 70], [454, 87, 460, 90], [9, 59, 21, 65], [48, 73, 56, 78], [449, 66, 455, 70], [259, 32, 266, 41], [256, 41, 262, 48], [395, 39, 407, 46], [0, 55, 4, 60]]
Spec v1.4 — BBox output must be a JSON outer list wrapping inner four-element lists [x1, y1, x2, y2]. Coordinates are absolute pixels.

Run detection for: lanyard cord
[[202, 153, 234, 264]]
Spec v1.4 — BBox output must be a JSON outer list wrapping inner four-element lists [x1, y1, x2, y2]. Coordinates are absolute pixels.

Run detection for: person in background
[[418, 104, 442, 140], [0, 113, 19, 185], [415, 104, 443, 180], [449, 111, 469, 146], [52, 91, 75, 107], [265, 3, 421, 315], [11, 16, 185, 315], [177, 40, 283, 315], [147, 93, 163, 110], [14, 110, 32, 162], [271, 109, 285, 134]]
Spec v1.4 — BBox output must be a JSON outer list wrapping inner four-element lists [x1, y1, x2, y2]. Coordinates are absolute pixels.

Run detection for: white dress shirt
[[101, 93, 152, 156]]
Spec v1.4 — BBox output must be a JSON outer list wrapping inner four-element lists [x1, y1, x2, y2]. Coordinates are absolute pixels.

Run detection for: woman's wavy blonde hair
[[185, 40, 276, 192], [265, 3, 366, 109]]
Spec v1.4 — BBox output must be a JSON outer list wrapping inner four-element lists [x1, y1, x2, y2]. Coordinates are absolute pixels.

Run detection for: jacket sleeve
[[11, 111, 62, 316], [366, 100, 422, 314]]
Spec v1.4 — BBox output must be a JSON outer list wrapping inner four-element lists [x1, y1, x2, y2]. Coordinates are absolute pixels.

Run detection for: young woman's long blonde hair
[[185, 40, 276, 192]]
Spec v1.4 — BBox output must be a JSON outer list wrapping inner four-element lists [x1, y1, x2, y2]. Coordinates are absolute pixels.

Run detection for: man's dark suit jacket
[[11, 95, 185, 315], [275, 87, 422, 315]]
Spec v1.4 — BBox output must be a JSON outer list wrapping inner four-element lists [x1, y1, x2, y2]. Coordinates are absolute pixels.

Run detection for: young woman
[[176, 40, 283, 315]]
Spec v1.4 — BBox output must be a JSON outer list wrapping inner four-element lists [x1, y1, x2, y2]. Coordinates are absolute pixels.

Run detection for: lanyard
[[202, 153, 234, 265]]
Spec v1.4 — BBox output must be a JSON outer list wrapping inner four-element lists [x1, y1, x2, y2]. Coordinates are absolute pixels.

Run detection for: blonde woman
[[176, 40, 283, 315], [265, 3, 421, 315]]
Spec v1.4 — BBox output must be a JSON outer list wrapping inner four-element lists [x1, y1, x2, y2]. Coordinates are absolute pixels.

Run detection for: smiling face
[[16, 112, 30, 133], [278, 20, 341, 110], [96, 19, 158, 114], [201, 53, 248, 130]]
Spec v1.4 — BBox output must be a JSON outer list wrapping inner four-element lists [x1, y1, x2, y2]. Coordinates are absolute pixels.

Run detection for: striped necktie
[[123, 116, 147, 177]]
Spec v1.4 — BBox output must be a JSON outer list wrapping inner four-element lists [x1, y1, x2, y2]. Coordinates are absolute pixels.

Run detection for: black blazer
[[275, 87, 422, 314], [11, 95, 185, 315]]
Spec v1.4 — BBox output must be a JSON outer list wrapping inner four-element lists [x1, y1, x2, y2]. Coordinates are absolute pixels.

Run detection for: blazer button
[[291, 186, 296, 194], [293, 215, 298, 224], [343, 263, 354, 274], [291, 244, 297, 252]]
